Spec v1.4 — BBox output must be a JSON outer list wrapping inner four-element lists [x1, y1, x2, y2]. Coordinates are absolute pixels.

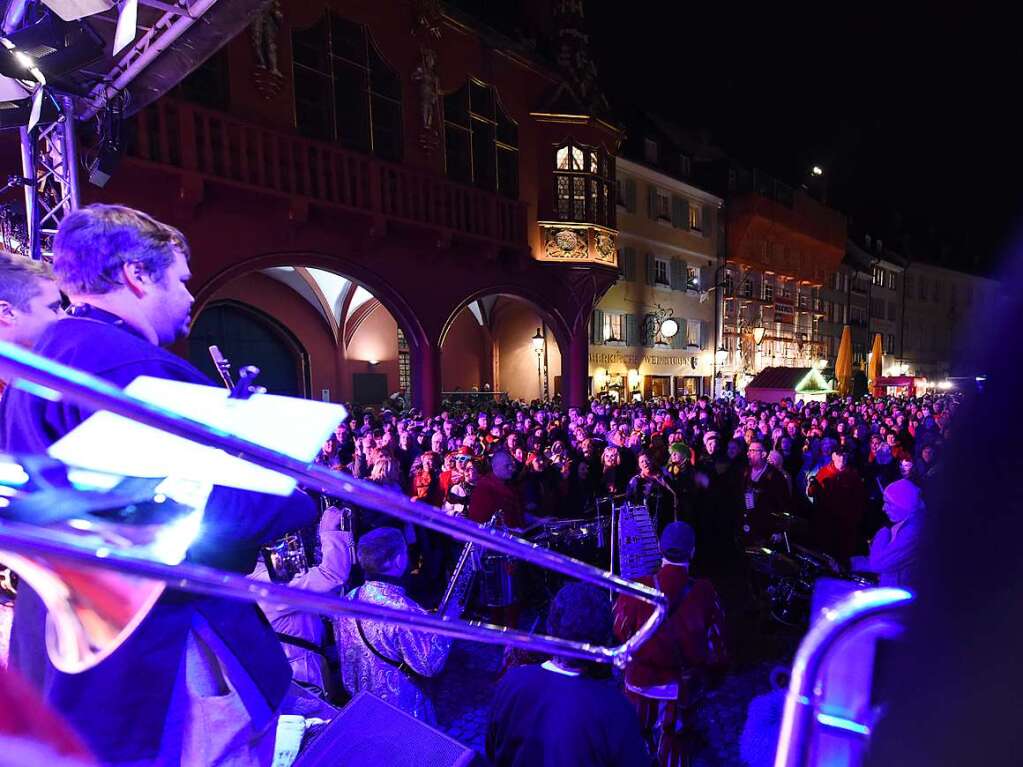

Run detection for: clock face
[[660, 318, 679, 339]]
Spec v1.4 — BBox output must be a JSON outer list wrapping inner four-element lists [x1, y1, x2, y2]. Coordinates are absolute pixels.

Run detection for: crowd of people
[[0, 207, 949, 766]]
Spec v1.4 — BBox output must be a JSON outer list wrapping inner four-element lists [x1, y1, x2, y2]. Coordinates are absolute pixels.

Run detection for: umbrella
[[834, 325, 853, 396], [868, 333, 884, 390]]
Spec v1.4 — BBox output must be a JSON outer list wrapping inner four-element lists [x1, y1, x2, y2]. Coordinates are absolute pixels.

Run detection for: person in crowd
[[250, 504, 353, 699], [663, 443, 696, 524], [486, 583, 649, 767], [334, 528, 452, 723], [807, 445, 867, 566], [739, 440, 789, 547], [0, 204, 318, 765], [626, 451, 678, 530], [850, 478, 923, 587], [468, 450, 528, 530]]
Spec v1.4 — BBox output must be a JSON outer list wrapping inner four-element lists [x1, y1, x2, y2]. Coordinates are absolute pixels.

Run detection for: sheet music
[[48, 376, 347, 495]]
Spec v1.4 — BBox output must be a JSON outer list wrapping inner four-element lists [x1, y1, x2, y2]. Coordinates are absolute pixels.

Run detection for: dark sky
[[586, 2, 1019, 275]]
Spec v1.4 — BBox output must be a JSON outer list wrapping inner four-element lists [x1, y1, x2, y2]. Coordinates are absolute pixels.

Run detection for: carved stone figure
[[250, 0, 283, 76], [411, 48, 440, 133]]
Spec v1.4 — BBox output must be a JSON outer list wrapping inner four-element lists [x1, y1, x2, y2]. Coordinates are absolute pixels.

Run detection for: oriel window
[[443, 80, 518, 198], [292, 14, 403, 161], [554, 141, 614, 226]]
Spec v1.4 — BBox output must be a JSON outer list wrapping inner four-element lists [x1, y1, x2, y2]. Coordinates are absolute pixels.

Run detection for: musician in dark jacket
[[0, 204, 317, 766], [613, 522, 728, 767]]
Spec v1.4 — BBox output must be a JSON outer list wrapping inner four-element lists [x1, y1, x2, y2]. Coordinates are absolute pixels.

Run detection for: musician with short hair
[[0, 252, 63, 394], [0, 204, 318, 766], [333, 527, 452, 723]]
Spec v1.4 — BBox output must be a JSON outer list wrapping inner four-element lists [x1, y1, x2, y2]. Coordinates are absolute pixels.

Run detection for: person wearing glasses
[[739, 439, 789, 547]]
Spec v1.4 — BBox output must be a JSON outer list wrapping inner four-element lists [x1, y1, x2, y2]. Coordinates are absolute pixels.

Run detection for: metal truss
[[18, 95, 79, 260]]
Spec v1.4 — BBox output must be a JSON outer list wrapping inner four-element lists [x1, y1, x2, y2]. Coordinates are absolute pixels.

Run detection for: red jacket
[[613, 563, 728, 696], [467, 473, 525, 529]]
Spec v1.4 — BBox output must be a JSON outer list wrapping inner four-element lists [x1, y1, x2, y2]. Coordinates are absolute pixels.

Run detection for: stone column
[[411, 340, 442, 415], [562, 323, 591, 409]]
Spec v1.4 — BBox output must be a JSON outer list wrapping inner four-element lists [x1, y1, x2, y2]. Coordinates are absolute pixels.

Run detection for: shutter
[[702, 204, 714, 236], [625, 314, 639, 346], [678, 318, 688, 348], [624, 247, 637, 281], [670, 258, 684, 291], [625, 178, 637, 212], [643, 314, 656, 348], [671, 195, 685, 228], [678, 198, 690, 230], [647, 185, 658, 219], [645, 252, 656, 286], [699, 320, 709, 349], [591, 309, 604, 344]]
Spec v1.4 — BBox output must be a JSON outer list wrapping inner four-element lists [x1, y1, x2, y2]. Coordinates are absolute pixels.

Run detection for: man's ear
[[121, 261, 150, 297], [0, 299, 15, 325]]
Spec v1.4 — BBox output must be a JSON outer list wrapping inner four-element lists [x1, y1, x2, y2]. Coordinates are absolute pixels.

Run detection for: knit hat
[[883, 479, 923, 521], [660, 521, 696, 563], [669, 442, 688, 456]]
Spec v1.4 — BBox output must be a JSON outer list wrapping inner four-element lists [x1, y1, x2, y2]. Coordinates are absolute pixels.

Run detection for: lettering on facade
[[589, 351, 696, 368]]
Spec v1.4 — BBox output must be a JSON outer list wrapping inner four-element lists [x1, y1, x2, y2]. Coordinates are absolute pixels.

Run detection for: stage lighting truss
[[2, 0, 224, 259], [16, 93, 79, 259]]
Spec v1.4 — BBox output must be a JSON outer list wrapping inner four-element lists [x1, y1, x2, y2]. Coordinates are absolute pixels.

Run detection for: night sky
[[586, 2, 1018, 276]]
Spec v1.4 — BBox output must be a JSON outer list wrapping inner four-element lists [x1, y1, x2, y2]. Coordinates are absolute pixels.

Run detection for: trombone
[[0, 341, 667, 669]]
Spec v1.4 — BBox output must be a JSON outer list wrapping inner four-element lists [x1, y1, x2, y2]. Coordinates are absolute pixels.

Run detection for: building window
[[397, 329, 410, 393], [887, 271, 897, 290], [603, 313, 625, 344], [688, 204, 701, 231], [443, 80, 518, 197], [680, 154, 691, 176], [644, 138, 658, 163], [886, 334, 896, 354], [177, 48, 230, 109], [918, 277, 927, 301], [742, 275, 754, 299], [933, 280, 942, 303], [554, 140, 614, 226], [887, 301, 896, 320], [615, 178, 625, 207], [724, 271, 735, 296], [870, 298, 885, 318], [654, 258, 670, 286], [686, 266, 700, 291], [656, 189, 671, 220], [686, 320, 701, 348], [763, 280, 774, 303], [292, 14, 402, 160], [872, 266, 885, 286]]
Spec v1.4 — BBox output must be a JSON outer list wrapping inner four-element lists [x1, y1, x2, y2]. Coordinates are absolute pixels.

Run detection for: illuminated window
[[688, 204, 701, 231], [292, 14, 402, 160], [687, 266, 700, 291], [443, 80, 518, 197], [554, 140, 614, 226], [603, 313, 624, 343]]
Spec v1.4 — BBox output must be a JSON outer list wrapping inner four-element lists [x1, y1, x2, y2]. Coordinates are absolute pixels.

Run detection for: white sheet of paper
[[48, 377, 347, 495]]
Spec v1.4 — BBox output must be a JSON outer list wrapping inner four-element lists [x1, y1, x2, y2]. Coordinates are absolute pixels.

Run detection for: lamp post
[[531, 327, 546, 401]]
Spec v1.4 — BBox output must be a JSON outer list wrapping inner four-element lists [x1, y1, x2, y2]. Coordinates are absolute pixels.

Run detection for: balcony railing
[[129, 99, 528, 248]]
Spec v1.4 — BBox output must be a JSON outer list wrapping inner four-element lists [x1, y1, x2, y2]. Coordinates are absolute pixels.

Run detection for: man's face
[[832, 451, 847, 471], [0, 280, 62, 347], [746, 443, 765, 466], [148, 250, 194, 345], [704, 435, 718, 454]]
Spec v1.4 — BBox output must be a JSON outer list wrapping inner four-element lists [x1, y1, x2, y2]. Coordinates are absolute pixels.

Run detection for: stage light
[[811, 165, 823, 177]]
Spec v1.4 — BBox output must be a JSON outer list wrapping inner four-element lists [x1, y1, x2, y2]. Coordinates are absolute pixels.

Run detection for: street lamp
[[752, 324, 767, 346], [532, 327, 547, 401], [715, 345, 728, 365], [811, 165, 823, 177]]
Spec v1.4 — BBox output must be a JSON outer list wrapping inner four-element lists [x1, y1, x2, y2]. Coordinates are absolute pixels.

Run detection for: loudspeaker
[[293, 692, 478, 767]]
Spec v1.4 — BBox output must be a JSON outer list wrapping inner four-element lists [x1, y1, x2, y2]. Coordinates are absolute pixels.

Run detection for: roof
[[746, 366, 832, 394]]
